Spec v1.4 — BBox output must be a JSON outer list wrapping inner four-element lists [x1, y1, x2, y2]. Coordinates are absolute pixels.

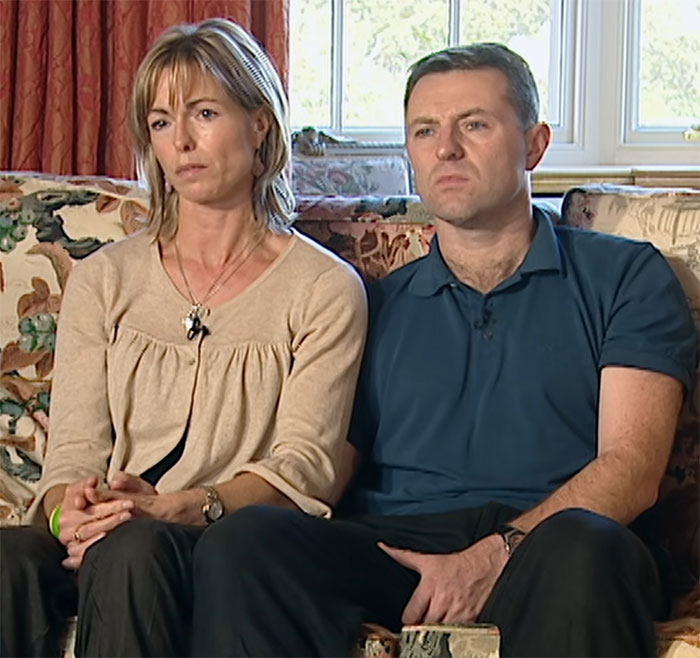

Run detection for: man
[[189, 44, 698, 657]]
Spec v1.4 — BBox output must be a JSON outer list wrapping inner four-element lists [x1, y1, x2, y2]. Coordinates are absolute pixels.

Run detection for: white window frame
[[290, 0, 700, 167]]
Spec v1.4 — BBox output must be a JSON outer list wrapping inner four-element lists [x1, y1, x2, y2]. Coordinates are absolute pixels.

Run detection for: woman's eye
[[149, 119, 168, 131], [200, 108, 217, 119]]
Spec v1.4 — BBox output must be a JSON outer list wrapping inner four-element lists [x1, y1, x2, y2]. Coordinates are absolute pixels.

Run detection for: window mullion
[[331, 0, 343, 133], [449, 0, 460, 45]]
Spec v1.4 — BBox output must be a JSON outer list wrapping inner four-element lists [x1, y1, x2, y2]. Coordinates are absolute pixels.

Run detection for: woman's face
[[147, 70, 269, 210]]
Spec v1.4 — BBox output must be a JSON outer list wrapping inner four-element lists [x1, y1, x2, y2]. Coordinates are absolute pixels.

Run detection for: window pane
[[638, 0, 700, 128], [290, 0, 332, 128], [460, 0, 556, 123], [343, 0, 449, 129]]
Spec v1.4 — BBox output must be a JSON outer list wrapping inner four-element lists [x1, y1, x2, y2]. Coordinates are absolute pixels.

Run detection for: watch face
[[209, 499, 224, 520]]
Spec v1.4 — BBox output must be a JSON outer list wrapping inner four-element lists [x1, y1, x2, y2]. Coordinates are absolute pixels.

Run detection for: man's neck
[[435, 208, 537, 294]]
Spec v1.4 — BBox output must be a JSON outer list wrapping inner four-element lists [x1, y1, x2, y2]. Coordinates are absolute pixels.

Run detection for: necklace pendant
[[184, 305, 204, 340]]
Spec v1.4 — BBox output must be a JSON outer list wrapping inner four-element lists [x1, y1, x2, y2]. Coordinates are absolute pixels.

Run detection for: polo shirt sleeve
[[600, 242, 698, 396]]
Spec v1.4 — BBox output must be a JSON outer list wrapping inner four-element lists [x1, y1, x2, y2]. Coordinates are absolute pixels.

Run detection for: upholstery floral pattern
[[295, 195, 434, 281], [292, 155, 412, 196]]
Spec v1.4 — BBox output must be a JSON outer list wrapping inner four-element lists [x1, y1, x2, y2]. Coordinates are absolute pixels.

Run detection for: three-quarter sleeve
[[236, 262, 368, 517], [29, 253, 115, 522]]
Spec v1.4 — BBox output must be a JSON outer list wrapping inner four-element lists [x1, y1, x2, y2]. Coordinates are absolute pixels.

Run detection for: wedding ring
[[73, 528, 83, 542]]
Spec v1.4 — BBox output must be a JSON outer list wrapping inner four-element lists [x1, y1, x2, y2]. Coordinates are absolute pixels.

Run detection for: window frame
[[289, 0, 700, 167]]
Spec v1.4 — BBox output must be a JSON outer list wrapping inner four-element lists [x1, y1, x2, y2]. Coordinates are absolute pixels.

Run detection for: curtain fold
[[0, 0, 289, 178]]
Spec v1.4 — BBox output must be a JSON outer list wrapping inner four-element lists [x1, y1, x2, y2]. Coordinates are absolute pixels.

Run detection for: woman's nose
[[174, 121, 194, 152]]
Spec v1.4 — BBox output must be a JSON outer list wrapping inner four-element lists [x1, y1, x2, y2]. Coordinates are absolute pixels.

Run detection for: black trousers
[[190, 504, 665, 658], [1, 506, 665, 657], [0, 519, 203, 657]]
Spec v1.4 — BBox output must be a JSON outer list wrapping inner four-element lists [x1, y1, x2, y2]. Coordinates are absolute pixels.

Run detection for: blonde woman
[[0, 19, 366, 657]]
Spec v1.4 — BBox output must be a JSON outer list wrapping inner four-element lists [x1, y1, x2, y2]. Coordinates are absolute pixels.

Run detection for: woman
[[0, 19, 366, 657]]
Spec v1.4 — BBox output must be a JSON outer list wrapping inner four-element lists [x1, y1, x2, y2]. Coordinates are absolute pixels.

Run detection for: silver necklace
[[174, 230, 265, 340]]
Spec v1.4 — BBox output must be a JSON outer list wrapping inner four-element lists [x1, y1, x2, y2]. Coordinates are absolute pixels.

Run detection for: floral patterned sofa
[[1, 172, 698, 657]]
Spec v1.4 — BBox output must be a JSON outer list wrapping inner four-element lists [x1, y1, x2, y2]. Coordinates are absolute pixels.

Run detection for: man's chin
[[426, 203, 479, 227], [420, 193, 479, 225]]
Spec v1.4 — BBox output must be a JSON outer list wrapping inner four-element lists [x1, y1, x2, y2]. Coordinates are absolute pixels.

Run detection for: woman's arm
[[235, 262, 368, 516], [32, 253, 115, 523]]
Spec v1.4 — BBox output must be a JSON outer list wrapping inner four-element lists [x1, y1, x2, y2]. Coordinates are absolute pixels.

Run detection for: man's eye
[[414, 127, 433, 138], [465, 121, 487, 131]]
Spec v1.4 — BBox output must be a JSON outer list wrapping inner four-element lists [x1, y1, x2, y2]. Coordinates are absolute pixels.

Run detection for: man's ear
[[251, 108, 272, 148], [525, 122, 552, 171]]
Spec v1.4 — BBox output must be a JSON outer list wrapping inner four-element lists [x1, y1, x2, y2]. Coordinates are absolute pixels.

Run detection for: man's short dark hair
[[404, 43, 540, 128]]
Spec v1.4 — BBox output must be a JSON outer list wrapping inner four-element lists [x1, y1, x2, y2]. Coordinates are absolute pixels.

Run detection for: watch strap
[[494, 523, 526, 557]]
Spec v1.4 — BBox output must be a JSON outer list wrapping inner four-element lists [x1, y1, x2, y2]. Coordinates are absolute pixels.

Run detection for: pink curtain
[[0, 0, 289, 178]]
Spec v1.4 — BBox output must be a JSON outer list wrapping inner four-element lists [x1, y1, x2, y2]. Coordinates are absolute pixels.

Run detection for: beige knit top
[[31, 229, 367, 522]]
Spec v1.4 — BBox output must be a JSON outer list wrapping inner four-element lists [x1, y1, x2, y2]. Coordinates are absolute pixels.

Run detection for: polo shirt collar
[[409, 205, 563, 297]]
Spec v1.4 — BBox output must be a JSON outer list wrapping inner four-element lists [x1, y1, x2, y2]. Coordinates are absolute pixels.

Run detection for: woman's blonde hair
[[129, 18, 294, 240]]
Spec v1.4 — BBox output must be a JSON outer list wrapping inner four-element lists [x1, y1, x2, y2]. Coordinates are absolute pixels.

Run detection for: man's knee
[[521, 508, 650, 583]]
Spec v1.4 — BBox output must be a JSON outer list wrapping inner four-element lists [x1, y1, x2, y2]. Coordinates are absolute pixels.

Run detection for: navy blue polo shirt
[[342, 208, 698, 517]]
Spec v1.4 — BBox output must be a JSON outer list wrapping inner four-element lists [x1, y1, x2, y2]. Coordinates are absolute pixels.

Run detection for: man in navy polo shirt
[[191, 44, 698, 657]]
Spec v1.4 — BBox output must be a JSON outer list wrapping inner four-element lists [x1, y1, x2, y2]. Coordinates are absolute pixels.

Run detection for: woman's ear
[[251, 108, 272, 148], [525, 121, 552, 171]]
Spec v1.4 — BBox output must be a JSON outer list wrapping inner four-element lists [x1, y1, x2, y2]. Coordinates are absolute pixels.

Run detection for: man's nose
[[436, 125, 464, 160]]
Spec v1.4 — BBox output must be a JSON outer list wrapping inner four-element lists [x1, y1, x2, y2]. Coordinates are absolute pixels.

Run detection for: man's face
[[405, 68, 545, 227]]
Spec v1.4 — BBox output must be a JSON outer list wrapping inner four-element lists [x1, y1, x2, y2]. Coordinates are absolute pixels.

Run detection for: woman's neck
[[175, 198, 262, 269]]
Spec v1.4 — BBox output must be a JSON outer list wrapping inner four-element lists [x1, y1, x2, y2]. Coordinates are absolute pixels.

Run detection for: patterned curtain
[[0, 0, 289, 178]]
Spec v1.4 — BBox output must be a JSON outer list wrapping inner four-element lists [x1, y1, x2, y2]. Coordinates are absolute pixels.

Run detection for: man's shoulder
[[552, 223, 660, 270], [553, 222, 650, 250]]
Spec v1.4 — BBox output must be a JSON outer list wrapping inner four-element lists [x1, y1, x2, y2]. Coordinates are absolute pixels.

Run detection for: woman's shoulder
[[65, 230, 154, 296], [74, 229, 153, 272]]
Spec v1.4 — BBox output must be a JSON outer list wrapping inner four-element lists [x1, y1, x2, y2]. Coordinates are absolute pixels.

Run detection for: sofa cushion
[[294, 195, 434, 280], [292, 154, 412, 196], [0, 172, 147, 524]]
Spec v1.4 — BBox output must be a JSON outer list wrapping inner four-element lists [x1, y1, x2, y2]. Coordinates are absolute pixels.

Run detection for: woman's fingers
[[62, 476, 99, 511], [57, 500, 133, 547], [62, 532, 106, 571]]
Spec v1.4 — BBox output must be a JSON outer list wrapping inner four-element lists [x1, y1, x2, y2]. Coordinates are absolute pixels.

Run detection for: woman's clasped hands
[[52, 474, 145, 570]]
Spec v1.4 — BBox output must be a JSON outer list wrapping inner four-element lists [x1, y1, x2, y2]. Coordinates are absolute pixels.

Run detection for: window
[[290, 0, 568, 141], [289, 0, 700, 166], [624, 0, 700, 142]]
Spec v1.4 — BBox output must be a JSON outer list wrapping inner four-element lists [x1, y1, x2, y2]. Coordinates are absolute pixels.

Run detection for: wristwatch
[[201, 486, 224, 523], [494, 523, 526, 557]]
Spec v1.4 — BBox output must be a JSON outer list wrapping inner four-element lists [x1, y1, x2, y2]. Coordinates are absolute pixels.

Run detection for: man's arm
[[510, 365, 683, 532], [382, 364, 685, 624]]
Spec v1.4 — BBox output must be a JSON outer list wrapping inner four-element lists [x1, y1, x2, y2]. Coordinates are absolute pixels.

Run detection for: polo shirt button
[[189, 357, 196, 365], [449, 282, 457, 288]]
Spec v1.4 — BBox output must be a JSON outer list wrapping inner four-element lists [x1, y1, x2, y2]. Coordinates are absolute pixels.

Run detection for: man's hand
[[379, 534, 508, 625]]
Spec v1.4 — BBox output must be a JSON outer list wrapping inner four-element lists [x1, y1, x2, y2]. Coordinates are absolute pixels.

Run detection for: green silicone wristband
[[49, 504, 62, 539]]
